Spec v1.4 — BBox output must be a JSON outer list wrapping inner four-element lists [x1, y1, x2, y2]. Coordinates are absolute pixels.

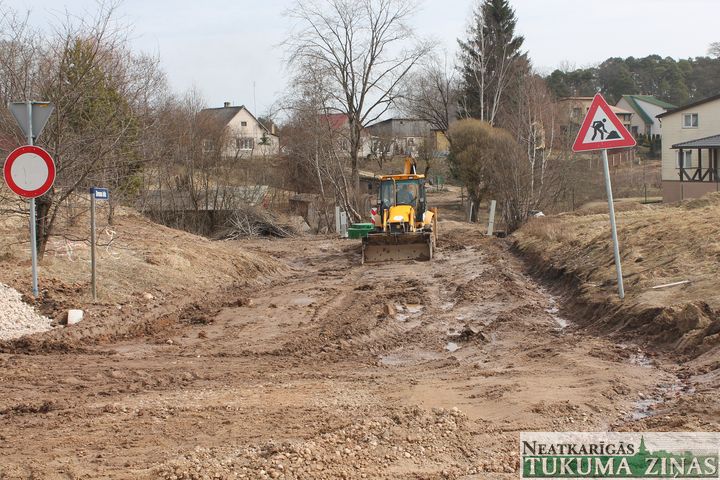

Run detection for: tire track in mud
[[0, 227, 677, 479]]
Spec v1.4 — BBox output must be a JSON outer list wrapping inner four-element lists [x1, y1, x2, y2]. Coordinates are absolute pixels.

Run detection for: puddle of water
[[380, 350, 442, 366], [628, 353, 653, 368], [292, 296, 315, 306], [446, 342, 460, 353], [543, 295, 569, 330], [441, 301, 455, 311], [393, 304, 424, 322], [628, 382, 696, 421], [406, 304, 423, 314]]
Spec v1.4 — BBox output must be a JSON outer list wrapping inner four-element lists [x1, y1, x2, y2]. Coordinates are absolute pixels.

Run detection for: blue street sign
[[90, 187, 109, 200]]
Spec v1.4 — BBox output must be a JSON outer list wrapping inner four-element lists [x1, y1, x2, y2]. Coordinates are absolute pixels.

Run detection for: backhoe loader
[[361, 158, 437, 263]]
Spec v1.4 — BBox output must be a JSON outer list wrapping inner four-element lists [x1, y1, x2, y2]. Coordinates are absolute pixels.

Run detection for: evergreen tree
[[545, 54, 720, 106], [457, 0, 528, 125]]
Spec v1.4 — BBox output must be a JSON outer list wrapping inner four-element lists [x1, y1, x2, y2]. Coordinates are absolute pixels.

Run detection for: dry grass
[[0, 191, 285, 317], [514, 192, 720, 353]]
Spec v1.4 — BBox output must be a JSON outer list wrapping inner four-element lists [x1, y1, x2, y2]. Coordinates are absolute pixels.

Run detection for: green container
[[348, 227, 371, 239], [351, 223, 374, 230]]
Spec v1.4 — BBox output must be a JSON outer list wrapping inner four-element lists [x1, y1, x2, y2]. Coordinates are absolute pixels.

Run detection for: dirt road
[[0, 221, 679, 479]]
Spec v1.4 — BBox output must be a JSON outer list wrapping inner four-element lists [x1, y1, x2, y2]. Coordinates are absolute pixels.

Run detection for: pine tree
[[457, 0, 528, 124]]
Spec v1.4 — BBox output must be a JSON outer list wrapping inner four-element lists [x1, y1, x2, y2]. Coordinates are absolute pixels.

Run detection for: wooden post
[[487, 200, 496, 236]]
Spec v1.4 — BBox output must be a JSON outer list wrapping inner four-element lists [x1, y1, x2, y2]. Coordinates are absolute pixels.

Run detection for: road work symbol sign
[[572, 93, 636, 152]]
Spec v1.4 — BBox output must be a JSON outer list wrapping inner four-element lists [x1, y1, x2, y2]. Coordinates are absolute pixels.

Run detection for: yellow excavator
[[362, 158, 438, 263]]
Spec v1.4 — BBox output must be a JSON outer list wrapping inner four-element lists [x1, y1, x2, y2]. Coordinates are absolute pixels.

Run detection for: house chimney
[[223, 101, 230, 108], [271, 123, 277, 135]]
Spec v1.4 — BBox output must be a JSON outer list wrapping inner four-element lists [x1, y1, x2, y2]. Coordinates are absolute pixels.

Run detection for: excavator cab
[[378, 179, 422, 232]]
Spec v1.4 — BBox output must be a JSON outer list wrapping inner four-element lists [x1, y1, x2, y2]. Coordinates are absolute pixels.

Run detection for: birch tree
[[457, 0, 528, 125]]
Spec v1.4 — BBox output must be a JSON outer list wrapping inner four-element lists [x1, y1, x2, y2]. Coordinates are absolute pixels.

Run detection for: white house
[[616, 95, 675, 137], [198, 103, 279, 159], [657, 93, 720, 202]]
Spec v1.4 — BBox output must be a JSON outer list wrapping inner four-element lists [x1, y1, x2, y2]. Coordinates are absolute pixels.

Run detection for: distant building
[[318, 113, 373, 158], [198, 103, 279, 159], [657, 93, 720, 202], [431, 129, 450, 155], [366, 118, 433, 157], [557, 97, 633, 136], [616, 95, 675, 137]]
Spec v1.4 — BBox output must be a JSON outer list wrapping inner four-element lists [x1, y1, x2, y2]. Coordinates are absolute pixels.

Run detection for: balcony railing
[[678, 166, 719, 182]]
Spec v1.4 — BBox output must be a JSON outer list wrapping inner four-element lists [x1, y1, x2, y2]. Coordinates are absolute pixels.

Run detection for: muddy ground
[[0, 215, 711, 479]]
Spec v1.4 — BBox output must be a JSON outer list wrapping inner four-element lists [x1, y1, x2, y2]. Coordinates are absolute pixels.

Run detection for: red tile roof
[[321, 114, 349, 130]]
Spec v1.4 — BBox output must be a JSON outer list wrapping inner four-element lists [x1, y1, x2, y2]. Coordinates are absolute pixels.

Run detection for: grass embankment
[[513, 193, 720, 357], [0, 194, 284, 349]]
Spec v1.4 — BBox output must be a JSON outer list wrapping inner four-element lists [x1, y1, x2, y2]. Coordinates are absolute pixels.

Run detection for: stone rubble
[[0, 283, 53, 340]]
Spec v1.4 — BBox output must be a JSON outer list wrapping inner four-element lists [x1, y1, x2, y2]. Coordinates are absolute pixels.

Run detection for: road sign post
[[572, 93, 635, 299], [601, 149, 625, 299], [89, 188, 109, 301], [4, 101, 55, 298], [27, 103, 38, 299]]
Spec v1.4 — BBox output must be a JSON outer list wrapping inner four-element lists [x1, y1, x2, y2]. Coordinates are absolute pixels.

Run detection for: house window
[[407, 137, 415, 146], [241, 121, 248, 127], [572, 107, 582, 118], [677, 150, 693, 168], [683, 113, 699, 128], [202, 139, 215, 153], [236, 137, 254, 150]]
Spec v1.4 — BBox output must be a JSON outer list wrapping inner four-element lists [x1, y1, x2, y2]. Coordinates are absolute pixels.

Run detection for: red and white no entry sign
[[3, 145, 56, 198]]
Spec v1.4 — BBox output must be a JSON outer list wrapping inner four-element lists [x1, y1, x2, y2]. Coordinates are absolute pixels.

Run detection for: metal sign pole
[[601, 149, 625, 299], [26, 101, 39, 298], [90, 190, 97, 301]]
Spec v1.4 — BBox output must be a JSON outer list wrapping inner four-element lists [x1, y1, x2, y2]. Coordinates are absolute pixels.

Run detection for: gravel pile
[[154, 406, 519, 479], [0, 283, 53, 340]]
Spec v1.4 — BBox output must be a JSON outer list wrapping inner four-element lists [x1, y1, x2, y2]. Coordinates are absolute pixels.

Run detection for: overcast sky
[[6, 0, 719, 115]]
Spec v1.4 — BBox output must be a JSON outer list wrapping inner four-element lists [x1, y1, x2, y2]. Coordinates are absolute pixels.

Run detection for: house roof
[[671, 134, 720, 149], [558, 97, 594, 102], [558, 97, 631, 116], [610, 105, 632, 116], [619, 95, 676, 126], [198, 104, 274, 135], [321, 113, 350, 130], [657, 93, 720, 119], [199, 105, 244, 125]]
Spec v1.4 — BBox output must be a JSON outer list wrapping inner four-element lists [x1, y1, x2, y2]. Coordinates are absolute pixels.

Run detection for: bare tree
[[0, 2, 167, 256], [709, 42, 720, 59], [282, 60, 362, 224], [500, 74, 561, 213], [399, 53, 457, 142], [284, 0, 431, 211]]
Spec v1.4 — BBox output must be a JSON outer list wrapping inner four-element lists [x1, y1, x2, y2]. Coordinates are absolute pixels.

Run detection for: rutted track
[[0, 222, 672, 479]]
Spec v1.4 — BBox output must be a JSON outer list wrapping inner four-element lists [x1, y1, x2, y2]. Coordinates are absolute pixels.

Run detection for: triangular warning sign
[[572, 93, 636, 152]]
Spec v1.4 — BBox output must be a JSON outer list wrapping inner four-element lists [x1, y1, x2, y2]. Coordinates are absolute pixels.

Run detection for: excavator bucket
[[361, 231, 434, 264]]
